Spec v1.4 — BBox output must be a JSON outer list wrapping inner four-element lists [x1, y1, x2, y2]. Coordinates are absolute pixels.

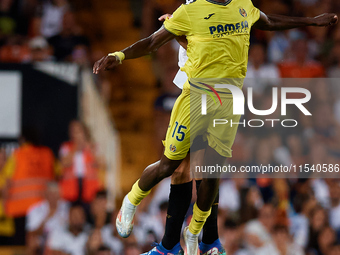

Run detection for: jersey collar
[[205, 0, 232, 6]]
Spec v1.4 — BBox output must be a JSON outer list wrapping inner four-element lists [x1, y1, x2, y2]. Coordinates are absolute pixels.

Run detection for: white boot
[[116, 195, 137, 238], [183, 226, 199, 255]]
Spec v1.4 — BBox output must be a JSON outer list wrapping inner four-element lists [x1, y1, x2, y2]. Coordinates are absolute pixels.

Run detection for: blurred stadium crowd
[[1, 0, 340, 255], [0, 0, 90, 64]]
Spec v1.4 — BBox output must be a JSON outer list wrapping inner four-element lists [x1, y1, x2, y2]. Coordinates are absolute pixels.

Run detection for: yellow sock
[[188, 203, 211, 235], [127, 180, 151, 206]]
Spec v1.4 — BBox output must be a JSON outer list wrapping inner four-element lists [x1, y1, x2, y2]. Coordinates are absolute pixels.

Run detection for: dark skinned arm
[[94, 11, 338, 73], [176, 35, 188, 50], [158, 14, 188, 49], [93, 26, 176, 74], [253, 12, 338, 31]]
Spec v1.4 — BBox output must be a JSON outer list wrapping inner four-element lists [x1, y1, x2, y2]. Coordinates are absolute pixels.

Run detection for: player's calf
[[116, 156, 183, 238]]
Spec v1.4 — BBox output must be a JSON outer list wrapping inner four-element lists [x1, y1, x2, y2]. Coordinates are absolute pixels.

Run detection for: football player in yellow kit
[[93, 0, 337, 254]]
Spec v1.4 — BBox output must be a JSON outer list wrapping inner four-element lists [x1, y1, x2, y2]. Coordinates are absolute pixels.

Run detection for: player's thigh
[[190, 149, 206, 180], [207, 98, 241, 158], [171, 130, 210, 183], [170, 147, 207, 184], [164, 91, 191, 161]]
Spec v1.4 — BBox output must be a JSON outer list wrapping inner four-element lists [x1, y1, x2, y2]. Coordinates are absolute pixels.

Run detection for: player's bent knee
[[157, 164, 177, 179], [171, 156, 192, 184], [171, 168, 191, 184], [158, 155, 183, 180]]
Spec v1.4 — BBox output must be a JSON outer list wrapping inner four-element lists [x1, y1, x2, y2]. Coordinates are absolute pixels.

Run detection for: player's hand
[[93, 55, 120, 74], [312, 13, 338, 26], [158, 14, 172, 22]]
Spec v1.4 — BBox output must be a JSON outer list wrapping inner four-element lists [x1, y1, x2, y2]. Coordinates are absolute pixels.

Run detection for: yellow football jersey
[[164, 0, 260, 88]]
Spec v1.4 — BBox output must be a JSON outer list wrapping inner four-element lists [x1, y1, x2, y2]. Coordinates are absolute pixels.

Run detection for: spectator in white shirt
[[100, 219, 124, 255], [244, 204, 276, 252], [219, 179, 242, 213], [39, 0, 69, 38], [221, 219, 250, 255], [86, 226, 122, 255], [244, 44, 280, 96], [256, 225, 305, 255], [89, 190, 112, 229], [26, 182, 69, 255], [267, 32, 290, 64], [289, 194, 317, 248], [86, 228, 104, 255], [312, 179, 331, 209], [134, 201, 168, 247], [307, 205, 329, 253], [91, 191, 124, 254], [328, 181, 340, 231], [47, 203, 88, 255], [219, 179, 262, 216]]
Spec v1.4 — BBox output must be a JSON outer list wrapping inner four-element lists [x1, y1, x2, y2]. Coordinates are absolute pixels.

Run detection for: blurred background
[[1, 0, 340, 255]]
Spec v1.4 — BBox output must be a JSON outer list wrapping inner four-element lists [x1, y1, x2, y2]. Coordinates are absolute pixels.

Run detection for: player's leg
[[143, 155, 193, 255], [142, 149, 225, 255], [195, 180, 225, 255], [184, 146, 225, 255], [145, 139, 207, 254], [191, 146, 223, 252], [137, 155, 184, 191], [162, 155, 192, 248], [116, 155, 183, 238], [116, 90, 191, 239], [135, 156, 191, 255], [184, 91, 241, 254]]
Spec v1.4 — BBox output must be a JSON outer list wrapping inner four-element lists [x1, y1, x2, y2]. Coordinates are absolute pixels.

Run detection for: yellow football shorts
[[164, 81, 241, 160]]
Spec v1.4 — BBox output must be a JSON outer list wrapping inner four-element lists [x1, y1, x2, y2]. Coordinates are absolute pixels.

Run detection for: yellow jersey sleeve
[[163, 4, 191, 36], [249, 2, 260, 26]]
